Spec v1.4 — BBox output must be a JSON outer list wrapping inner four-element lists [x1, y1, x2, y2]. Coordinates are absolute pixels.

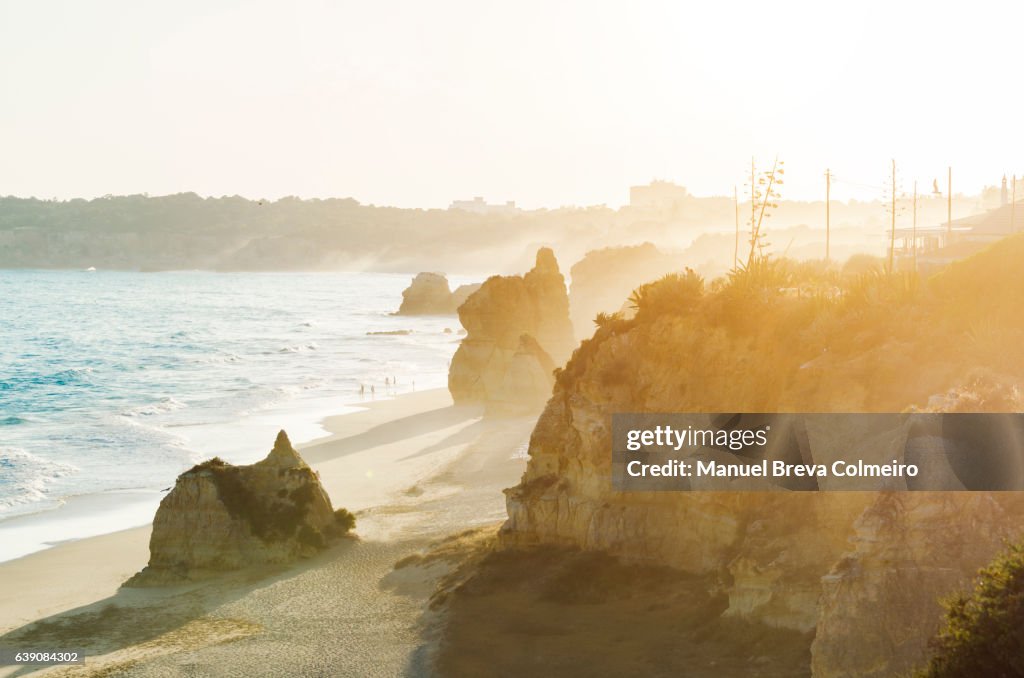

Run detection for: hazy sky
[[2, 0, 1023, 208]]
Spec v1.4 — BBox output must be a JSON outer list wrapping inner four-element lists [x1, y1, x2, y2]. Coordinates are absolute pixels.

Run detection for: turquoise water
[[0, 270, 466, 533]]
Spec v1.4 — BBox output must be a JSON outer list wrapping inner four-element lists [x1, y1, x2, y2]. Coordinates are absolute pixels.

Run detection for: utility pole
[[733, 185, 739, 270], [889, 159, 897, 274], [825, 168, 831, 263], [912, 180, 918, 273], [1013, 174, 1017, 233], [750, 157, 757, 258], [946, 166, 952, 243]]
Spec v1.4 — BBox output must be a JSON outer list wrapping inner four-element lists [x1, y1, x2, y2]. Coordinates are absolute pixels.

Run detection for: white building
[[628, 180, 689, 214], [449, 197, 520, 214]]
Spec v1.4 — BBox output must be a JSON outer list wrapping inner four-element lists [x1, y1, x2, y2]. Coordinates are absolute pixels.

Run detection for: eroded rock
[[448, 247, 574, 412], [396, 272, 481, 315], [126, 431, 354, 585]]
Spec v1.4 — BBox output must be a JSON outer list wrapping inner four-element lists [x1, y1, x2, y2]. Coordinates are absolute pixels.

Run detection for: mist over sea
[[0, 269, 469, 557]]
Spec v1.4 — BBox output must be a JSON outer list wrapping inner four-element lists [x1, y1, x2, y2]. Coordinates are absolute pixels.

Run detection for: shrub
[[842, 269, 919, 312], [297, 524, 327, 549], [593, 311, 631, 333], [333, 508, 356, 534], [197, 461, 306, 543], [915, 541, 1024, 677], [725, 256, 795, 294], [842, 253, 885, 278], [289, 482, 316, 506], [627, 269, 704, 323]]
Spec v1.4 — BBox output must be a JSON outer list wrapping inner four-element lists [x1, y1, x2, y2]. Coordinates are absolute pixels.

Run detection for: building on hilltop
[[628, 180, 689, 216], [449, 197, 521, 215], [892, 176, 1022, 273]]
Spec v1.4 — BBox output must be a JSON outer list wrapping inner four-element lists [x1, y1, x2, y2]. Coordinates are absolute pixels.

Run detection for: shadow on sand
[[302, 404, 484, 465], [0, 539, 357, 677]]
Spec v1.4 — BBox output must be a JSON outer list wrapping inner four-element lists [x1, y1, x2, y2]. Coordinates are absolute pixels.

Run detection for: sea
[[0, 269, 473, 561]]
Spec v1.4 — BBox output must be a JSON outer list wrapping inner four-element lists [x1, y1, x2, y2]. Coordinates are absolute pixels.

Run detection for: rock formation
[[490, 335, 558, 412], [396, 272, 481, 315], [448, 247, 575, 412], [450, 283, 481, 310], [568, 243, 680, 339], [500, 237, 1024, 675], [522, 248, 576, 360], [126, 431, 354, 585], [810, 493, 1018, 678]]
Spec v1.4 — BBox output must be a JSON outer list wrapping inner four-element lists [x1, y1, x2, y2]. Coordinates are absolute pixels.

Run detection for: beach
[[0, 389, 535, 677]]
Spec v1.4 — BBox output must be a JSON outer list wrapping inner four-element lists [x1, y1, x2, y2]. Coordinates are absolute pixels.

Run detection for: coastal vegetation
[[560, 234, 1024, 412], [0, 193, 894, 275], [915, 541, 1024, 677]]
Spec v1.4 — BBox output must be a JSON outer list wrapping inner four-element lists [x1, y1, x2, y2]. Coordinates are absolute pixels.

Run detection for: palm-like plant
[[627, 269, 705, 322]]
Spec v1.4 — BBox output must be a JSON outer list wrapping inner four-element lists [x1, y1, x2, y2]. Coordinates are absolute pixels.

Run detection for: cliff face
[[448, 247, 574, 412], [810, 492, 1020, 678], [396, 272, 481, 315], [522, 248, 576, 360], [501, 241, 1024, 674], [504, 392, 876, 632], [127, 431, 351, 585]]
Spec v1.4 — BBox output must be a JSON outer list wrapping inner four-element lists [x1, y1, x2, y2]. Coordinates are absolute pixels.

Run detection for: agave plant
[[627, 269, 705, 322]]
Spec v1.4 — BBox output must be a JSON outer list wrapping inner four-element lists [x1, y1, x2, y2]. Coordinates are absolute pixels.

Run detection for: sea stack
[[396, 272, 481, 315], [126, 431, 354, 585], [448, 247, 574, 412]]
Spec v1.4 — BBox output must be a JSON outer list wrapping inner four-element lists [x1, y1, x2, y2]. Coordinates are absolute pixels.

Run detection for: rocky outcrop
[[522, 248, 576, 360], [126, 431, 354, 585], [810, 493, 1021, 678], [500, 237, 1024, 674], [448, 248, 574, 412], [489, 335, 558, 413], [450, 283, 481, 310], [397, 272, 452, 314], [396, 272, 481, 315], [568, 243, 680, 338]]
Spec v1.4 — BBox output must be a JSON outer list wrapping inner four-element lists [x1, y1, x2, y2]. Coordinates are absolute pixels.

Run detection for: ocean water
[[0, 269, 470, 560]]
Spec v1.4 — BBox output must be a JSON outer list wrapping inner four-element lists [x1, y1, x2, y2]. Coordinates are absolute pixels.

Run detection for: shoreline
[[0, 387, 533, 666], [0, 387, 440, 564], [0, 390, 454, 622]]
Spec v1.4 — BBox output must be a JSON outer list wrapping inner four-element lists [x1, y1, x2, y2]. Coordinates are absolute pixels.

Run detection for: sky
[[2, 0, 1023, 208]]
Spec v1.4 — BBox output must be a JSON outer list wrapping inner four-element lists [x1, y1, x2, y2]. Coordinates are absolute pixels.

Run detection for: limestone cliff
[[522, 248, 576, 361], [489, 335, 558, 413], [810, 492, 1021, 677], [127, 431, 354, 585], [396, 272, 481, 315], [448, 247, 574, 412], [501, 240, 1024, 674]]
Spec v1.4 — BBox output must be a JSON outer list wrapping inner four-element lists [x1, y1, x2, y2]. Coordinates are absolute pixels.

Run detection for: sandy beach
[[0, 389, 535, 677]]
